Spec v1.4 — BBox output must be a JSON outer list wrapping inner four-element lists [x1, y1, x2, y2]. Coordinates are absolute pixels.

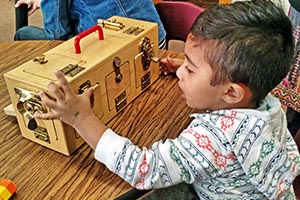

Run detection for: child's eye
[[185, 66, 194, 73]]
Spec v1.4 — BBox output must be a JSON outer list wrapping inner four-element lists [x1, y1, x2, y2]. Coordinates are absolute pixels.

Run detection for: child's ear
[[222, 83, 251, 105]]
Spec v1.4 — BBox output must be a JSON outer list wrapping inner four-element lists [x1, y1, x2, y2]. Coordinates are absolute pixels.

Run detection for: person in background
[[287, 0, 300, 200], [34, 0, 300, 199], [271, 0, 300, 137], [289, 0, 300, 24], [14, 0, 167, 49], [285, 0, 300, 136]]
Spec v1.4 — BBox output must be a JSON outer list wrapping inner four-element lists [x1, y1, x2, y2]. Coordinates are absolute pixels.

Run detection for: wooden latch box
[[4, 16, 160, 155]]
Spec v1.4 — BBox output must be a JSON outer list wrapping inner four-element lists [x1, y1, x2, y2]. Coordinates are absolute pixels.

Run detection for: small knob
[[113, 57, 123, 83]]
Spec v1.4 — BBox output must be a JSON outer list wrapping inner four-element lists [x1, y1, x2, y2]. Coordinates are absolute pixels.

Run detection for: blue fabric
[[289, 0, 300, 13], [14, 0, 166, 46]]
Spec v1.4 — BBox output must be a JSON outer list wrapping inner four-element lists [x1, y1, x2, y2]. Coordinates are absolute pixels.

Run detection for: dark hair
[[190, 0, 294, 106]]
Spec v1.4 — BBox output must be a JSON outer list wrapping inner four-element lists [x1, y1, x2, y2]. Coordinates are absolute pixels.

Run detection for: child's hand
[[159, 57, 183, 76], [34, 70, 95, 128], [15, 0, 40, 16]]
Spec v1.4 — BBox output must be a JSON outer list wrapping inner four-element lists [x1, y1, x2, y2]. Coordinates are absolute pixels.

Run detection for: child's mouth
[[179, 88, 185, 99], [181, 91, 185, 99], [178, 83, 185, 99]]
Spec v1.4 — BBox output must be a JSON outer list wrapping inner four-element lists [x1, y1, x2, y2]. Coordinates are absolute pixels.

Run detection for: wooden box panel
[[4, 16, 159, 155]]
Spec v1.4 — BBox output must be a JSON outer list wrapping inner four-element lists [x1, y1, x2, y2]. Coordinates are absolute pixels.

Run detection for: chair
[[15, 0, 28, 31], [293, 129, 300, 199], [155, 1, 205, 51]]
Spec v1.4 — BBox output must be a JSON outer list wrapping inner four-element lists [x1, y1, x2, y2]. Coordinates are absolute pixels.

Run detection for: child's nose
[[176, 65, 183, 80]]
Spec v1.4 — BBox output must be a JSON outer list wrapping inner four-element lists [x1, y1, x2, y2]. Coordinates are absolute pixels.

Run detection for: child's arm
[[34, 69, 193, 190], [159, 57, 183, 75], [33, 70, 107, 150]]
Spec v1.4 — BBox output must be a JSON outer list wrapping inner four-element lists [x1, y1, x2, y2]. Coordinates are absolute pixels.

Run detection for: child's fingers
[[168, 58, 184, 68], [54, 70, 74, 98], [166, 57, 174, 65], [39, 91, 58, 111], [47, 81, 65, 101], [34, 111, 57, 120], [34, 91, 59, 120]]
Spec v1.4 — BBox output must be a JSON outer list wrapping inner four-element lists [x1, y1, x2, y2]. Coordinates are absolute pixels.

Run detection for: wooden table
[[0, 41, 193, 200]]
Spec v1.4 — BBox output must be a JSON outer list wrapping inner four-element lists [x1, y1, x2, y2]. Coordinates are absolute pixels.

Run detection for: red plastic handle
[[74, 25, 104, 54]]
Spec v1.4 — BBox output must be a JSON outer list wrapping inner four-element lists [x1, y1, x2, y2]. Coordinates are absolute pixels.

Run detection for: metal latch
[[141, 72, 151, 90], [113, 57, 123, 83], [78, 80, 99, 107], [123, 27, 144, 35], [115, 91, 127, 112], [14, 87, 47, 130], [34, 126, 50, 143], [97, 18, 124, 30], [33, 54, 48, 64], [139, 37, 160, 70], [61, 64, 85, 77]]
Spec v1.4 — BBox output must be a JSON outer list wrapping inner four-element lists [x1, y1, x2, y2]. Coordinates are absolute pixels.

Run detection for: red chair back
[[155, 1, 205, 42]]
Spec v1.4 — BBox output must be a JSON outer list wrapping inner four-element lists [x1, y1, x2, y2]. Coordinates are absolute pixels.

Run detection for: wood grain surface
[[0, 41, 193, 200]]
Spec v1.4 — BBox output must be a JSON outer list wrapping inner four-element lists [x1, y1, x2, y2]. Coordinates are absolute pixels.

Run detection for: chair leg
[[294, 175, 300, 200], [287, 108, 300, 136], [293, 129, 300, 199], [15, 0, 28, 30], [294, 129, 300, 152]]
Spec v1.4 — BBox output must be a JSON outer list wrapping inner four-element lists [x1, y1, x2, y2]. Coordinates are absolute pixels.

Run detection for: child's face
[[176, 37, 228, 111]]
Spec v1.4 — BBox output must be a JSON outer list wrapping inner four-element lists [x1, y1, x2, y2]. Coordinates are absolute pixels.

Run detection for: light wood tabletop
[[0, 41, 193, 199]]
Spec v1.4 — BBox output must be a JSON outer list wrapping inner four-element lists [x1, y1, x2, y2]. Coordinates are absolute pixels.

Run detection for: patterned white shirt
[[95, 94, 300, 199]]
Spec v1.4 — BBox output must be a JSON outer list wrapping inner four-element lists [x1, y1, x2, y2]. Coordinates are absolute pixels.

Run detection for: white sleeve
[[94, 128, 130, 170]]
